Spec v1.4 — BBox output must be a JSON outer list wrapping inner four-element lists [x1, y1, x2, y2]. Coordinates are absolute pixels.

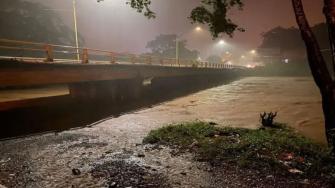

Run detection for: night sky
[[33, 0, 324, 57]]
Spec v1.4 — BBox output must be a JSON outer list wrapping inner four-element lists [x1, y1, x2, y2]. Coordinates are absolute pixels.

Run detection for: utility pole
[[176, 37, 179, 66], [72, 0, 80, 61]]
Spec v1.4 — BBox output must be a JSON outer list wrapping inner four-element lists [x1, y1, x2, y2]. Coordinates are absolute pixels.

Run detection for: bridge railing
[[0, 38, 243, 69]]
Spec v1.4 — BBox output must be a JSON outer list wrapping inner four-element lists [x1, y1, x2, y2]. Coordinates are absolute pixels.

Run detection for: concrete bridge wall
[[0, 60, 241, 88]]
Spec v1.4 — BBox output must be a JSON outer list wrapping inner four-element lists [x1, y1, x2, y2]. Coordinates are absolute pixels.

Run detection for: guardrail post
[[146, 56, 152, 65], [44, 44, 54, 62], [131, 55, 136, 64], [82, 48, 89, 64], [110, 53, 116, 64]]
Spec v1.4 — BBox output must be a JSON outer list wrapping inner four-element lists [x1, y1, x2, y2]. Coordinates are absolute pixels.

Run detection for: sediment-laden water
[[0, 76, 324, 187]]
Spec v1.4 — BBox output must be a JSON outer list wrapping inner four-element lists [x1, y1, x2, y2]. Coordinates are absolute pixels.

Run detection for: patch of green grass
[[143, 122, 335, 179]]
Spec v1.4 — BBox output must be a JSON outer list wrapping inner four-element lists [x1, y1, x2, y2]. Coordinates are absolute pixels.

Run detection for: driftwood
[[260, 112, 277, 127]]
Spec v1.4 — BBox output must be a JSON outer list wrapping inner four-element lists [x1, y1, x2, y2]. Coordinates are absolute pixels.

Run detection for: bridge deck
[[0, 60, 234, 87]]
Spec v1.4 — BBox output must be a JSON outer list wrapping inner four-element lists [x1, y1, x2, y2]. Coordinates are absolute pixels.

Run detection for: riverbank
[[0, 77, 327, 187], [144, 122, 335, 187]]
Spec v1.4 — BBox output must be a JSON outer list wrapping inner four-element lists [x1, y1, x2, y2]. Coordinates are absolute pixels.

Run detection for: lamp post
[[175, 26, 202, 66], [72, 0, 80, 61], [176, 38, 179, 65]]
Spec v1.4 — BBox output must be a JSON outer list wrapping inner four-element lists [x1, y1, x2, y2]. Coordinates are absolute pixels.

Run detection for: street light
[[72, 0, 80, 61], [250, 49, 257, 54], [176, 26, 203, 65], [218, 39, 225, 45], [43, 0, 103, 61], [195, 26, 202, 32]]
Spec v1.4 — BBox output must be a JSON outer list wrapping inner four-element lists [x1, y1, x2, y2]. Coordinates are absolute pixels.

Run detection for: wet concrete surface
[[0, 77, 325, 187]]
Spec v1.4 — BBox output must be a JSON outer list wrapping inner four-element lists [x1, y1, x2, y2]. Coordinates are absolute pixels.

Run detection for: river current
[[125, 76, 324, 142]]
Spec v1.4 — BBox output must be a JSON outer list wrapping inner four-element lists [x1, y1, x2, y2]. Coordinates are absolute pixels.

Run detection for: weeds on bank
[[143, 122, 335, 179]]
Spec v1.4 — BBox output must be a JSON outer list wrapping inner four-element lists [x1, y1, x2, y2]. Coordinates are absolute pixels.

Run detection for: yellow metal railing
[[0, 38, 240, 69]]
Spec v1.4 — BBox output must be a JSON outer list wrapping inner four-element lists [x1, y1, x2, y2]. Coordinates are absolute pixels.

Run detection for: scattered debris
[[108, 182, 117, 188], [260, 112, 277, 127], [266, 175, 274, 179], [137, 152, 145, 158], [209, 122, 218, 125], [91, 160, 170, 188], [288, 168, 303, 174], [72, 168, 81, 176], [180, 172, 187, 176]]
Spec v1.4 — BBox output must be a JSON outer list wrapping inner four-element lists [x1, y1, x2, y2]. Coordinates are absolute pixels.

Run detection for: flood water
[[0, 76, 325, 142], [0, 76, 326, 188], [98, 76, 323, 143], [137, 76, 324, 143]]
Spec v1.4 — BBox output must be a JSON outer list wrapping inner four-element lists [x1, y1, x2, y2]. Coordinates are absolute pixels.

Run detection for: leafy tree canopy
[[189, 0, 245, 37], [259, 23, 329, 52], [99, 0, 245, 38], [206, 55, 222, 64], [145, 34, 199, 60]]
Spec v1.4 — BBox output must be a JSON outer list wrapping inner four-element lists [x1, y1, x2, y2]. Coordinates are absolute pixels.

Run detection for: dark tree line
[[260, 23, 330, 54]]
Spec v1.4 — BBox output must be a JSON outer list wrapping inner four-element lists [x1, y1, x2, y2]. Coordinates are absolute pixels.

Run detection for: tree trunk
[[292, 0, 335, 148], [324, 0, 335, 73]]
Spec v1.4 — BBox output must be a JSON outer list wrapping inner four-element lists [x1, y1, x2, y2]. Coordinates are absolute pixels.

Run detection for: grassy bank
[[143, 122, 335, 185]]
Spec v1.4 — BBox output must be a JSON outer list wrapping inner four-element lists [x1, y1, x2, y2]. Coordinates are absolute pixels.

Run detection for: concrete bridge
[[0, 38, 246, 101], [0, 39, 247, 138], [0, 59, 243, 99]]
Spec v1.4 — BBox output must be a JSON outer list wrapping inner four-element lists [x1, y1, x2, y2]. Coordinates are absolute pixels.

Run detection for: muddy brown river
[[0, 76, 325, 187]]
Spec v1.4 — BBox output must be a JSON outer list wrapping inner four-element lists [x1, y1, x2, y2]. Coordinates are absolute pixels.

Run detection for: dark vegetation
[[0, 0, 84, 58], [256, 23, 332, 77], [144, 34, 199, 60], [206, 55, 222, 64], [251, 60, 312, 77], [143, 122, 335, 186], [259, 23, 330, 55], [252, 23, 333, 77]]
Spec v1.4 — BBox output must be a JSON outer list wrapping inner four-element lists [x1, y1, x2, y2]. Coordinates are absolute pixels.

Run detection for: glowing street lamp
[[195, 26, 202, 32], [176, 26, 203, 65], [246, 64, 253, 68], [250, 49, 257, 54], [218, 39, 225, 45]]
